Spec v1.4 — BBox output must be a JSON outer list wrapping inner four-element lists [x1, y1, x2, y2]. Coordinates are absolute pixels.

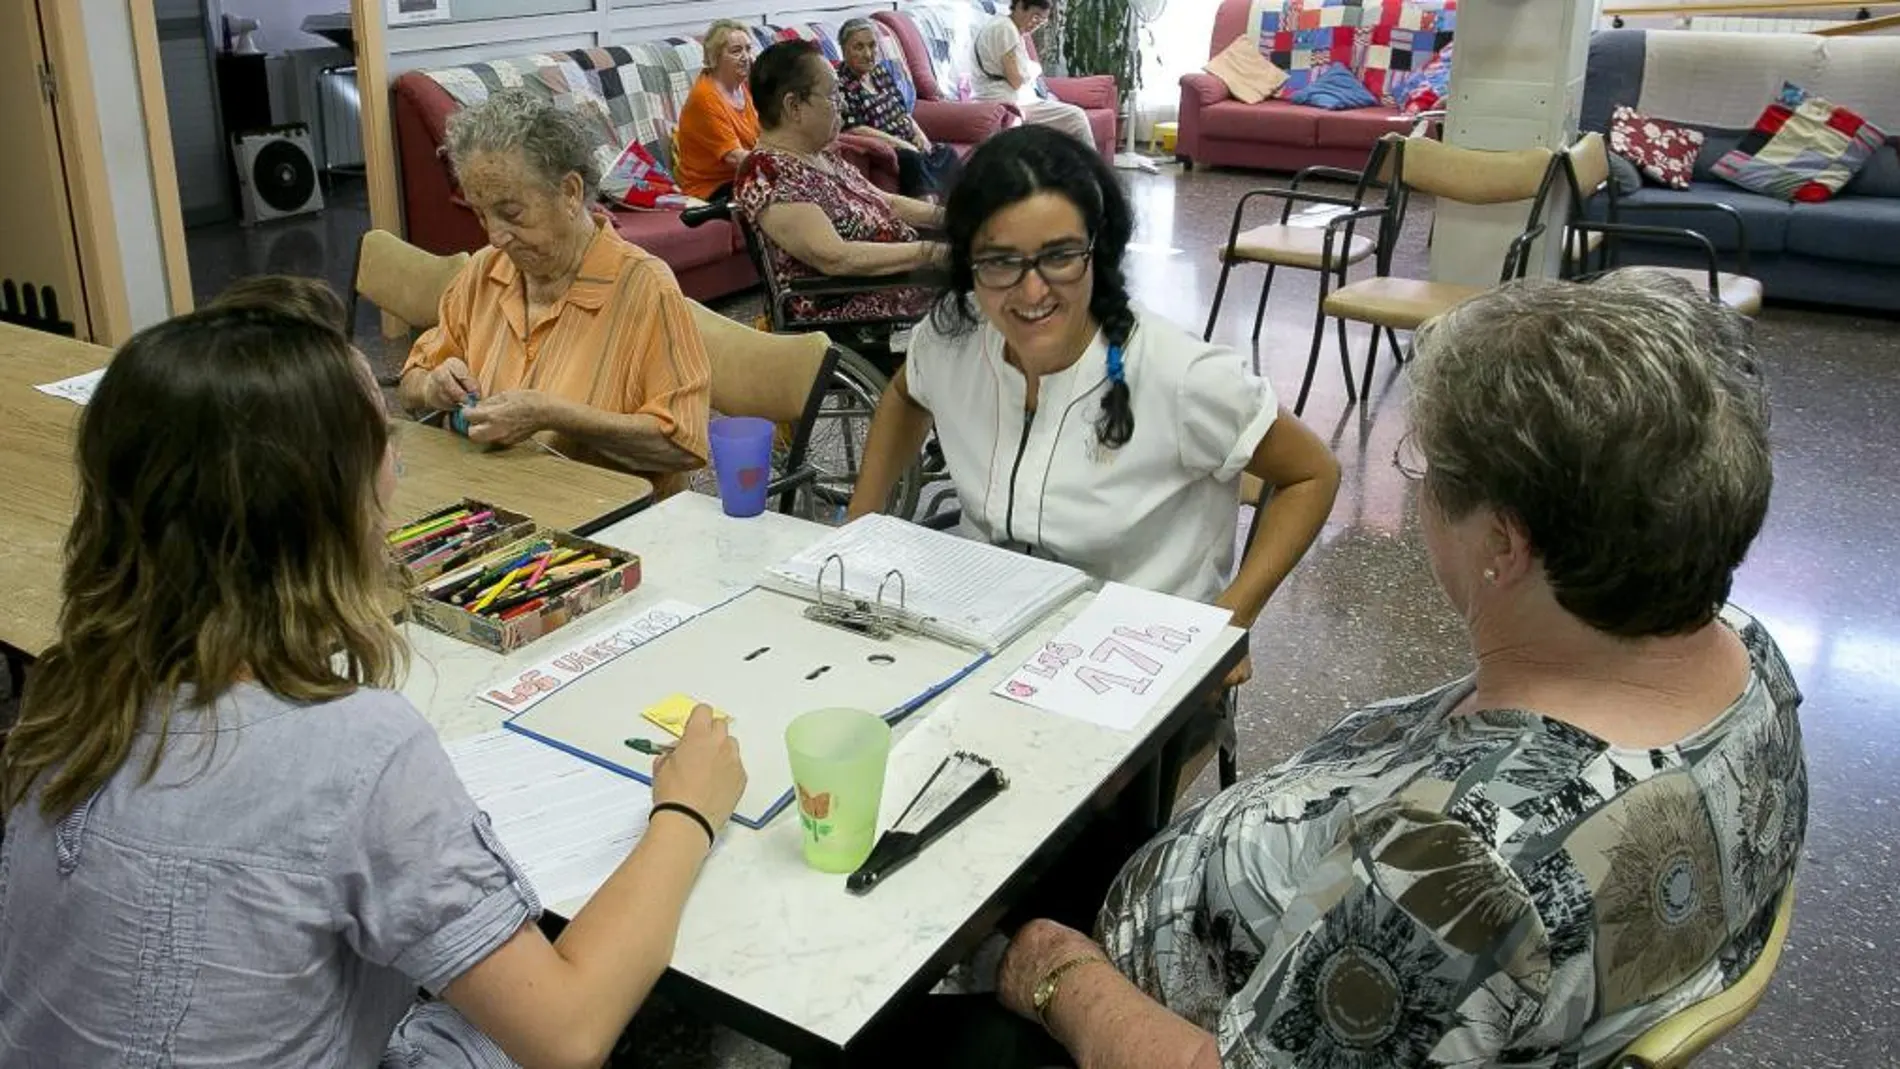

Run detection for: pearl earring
[[1482, 568, 1498, 583]]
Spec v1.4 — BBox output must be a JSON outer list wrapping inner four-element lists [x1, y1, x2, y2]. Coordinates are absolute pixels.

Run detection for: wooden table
[[0, 323, 653, 658]]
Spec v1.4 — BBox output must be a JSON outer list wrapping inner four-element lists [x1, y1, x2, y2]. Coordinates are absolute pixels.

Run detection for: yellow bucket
[[1155, 121, 1179, 154]]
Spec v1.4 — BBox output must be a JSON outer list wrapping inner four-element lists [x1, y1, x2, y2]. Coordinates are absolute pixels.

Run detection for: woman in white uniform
[[848, 125, 1339, 697], [972, 0, 1098, 150]]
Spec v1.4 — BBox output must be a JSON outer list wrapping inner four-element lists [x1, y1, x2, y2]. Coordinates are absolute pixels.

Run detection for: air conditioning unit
[[233, 125, 324, 226]]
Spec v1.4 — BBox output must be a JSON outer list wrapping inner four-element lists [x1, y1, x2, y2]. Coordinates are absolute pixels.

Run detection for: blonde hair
[[702, 19, 752, 72], [1, 307, 405, 819]]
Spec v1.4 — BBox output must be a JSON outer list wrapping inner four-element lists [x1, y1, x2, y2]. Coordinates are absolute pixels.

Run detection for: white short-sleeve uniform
[[905, 306, 1278, 604]]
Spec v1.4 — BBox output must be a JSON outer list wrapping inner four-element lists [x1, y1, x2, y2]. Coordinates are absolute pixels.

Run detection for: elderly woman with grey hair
[[399, 89, 711, 497], [863, 270, 1808, 1069], [835, 17, 960, 197]]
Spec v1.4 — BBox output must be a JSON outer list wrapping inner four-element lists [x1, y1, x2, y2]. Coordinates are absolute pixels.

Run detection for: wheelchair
[[682, 200, 950, 522]]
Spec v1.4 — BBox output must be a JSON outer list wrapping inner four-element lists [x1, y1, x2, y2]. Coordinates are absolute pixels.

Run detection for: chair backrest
[[1564, 130, 1612, 201], [353, 229, 470, 330], [1395, 136, 1555, 206], [1613, 885, 1796, 1069], [688, 300, 832, 425]]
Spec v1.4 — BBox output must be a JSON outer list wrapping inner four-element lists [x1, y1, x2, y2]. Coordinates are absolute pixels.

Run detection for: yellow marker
[[641, 694, 728, 738], [469, 566, 526, 613]]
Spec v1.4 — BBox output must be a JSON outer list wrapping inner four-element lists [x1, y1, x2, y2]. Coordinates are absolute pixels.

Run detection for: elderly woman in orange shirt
[[399, 90, 711, 497], [675, 19, 760, 201]]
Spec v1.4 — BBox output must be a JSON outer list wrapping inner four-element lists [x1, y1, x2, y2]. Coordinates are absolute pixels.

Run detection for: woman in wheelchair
[[847, 125, 1338, 692], [735, 40, 946, 328]]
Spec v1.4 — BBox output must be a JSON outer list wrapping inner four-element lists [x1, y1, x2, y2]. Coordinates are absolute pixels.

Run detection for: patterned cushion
[[1249, 0, 1454, 100], [1609, 105, 1705, 191], [1713, 82, 1889, 203], [1397, 41, 1451, 115]]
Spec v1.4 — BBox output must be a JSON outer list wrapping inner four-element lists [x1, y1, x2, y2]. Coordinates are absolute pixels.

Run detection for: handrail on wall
[[1600, 0, 1880, 15]]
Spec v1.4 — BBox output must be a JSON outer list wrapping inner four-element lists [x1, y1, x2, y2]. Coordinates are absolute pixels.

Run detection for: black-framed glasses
[[971, 242, 1095, 290]]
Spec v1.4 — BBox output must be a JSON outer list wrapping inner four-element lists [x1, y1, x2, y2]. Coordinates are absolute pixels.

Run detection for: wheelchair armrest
[[680, 202, 732, 228]]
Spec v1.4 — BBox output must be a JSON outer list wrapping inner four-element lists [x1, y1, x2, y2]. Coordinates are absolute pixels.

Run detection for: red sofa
[[1176, 0, 1414, 173]]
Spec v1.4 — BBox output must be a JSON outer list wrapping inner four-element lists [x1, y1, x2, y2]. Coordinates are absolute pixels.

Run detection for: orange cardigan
[[674, 74, 759, 199]]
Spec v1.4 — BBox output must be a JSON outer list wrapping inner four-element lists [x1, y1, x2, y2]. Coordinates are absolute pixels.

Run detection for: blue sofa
[[1580, 29, 1900, 313]]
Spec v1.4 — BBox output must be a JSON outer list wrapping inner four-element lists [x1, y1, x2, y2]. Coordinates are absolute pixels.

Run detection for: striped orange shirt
[[406, 220, 710, 498]]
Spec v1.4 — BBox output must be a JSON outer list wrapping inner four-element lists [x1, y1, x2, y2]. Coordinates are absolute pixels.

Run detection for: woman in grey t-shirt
[[0, 284, 745, 1068]]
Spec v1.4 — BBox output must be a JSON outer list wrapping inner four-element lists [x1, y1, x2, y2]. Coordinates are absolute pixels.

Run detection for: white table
[[401, 493, 1245, 1063]]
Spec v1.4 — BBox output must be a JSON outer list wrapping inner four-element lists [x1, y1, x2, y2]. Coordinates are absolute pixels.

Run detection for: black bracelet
[[650, 802, 716, 848]]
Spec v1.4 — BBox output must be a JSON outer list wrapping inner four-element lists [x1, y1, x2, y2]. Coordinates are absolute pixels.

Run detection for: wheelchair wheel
[[803, 345, 923, 522]]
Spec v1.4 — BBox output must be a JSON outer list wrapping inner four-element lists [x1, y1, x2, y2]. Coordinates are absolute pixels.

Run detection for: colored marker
[[623, 737, 674, 757]]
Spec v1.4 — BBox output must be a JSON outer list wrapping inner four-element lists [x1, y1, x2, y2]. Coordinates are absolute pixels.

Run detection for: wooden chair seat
[[1226, 224, 1376, 271], [1322, 277, 1486, 331], [1646, 267, 1765, 317]]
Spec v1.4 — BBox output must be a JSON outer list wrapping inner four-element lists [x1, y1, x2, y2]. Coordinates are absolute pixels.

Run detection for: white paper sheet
[[445, 729, 651, 909], [34, 369, 105, 406], [387, 0, 452, 25], [477, 599, 701, 714], [992, 582, 1234, 731]]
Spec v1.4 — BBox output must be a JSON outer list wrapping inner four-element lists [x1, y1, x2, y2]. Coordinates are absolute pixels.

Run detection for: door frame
[[35, 0, 194, 344]]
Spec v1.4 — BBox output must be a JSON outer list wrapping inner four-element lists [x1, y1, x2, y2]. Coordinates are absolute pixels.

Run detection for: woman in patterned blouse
[[870, 269, 1807, 1068], [737, 39, 944, 325], [835, 18, 961, 198]]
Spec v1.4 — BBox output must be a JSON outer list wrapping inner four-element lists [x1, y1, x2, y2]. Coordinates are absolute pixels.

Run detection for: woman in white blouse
[[972, 0, 1098, 149], [849, 125, 1339, 697]]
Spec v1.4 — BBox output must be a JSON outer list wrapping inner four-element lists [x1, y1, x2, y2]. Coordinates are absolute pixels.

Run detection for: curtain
[[1130, 0, 1224, 140]]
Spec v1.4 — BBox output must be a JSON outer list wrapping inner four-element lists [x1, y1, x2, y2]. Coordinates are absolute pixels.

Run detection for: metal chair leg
[[1386, 327, 1405, 364], [1359, 323, 1382, 400], [1218, 744, 1239, 789], [1294, 309, 1329, 416], [1335, 316, 1357, 403], [1204, 255, 1237, 342], [1249, 264, 1279, 342]]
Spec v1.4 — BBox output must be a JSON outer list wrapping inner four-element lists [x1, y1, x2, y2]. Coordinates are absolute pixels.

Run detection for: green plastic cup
[[784, 707, 891, 873]]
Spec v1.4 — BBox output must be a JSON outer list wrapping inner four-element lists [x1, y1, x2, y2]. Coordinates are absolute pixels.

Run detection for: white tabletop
[[399, 493, 1244, 1052]]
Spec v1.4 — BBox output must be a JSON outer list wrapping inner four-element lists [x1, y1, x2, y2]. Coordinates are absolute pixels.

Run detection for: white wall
[[215, 0, 350, 53], [80, 0, 174, 332]]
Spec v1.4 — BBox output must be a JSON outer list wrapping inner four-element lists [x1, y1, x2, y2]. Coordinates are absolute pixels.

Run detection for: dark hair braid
[[934, 124, 1139, 449]]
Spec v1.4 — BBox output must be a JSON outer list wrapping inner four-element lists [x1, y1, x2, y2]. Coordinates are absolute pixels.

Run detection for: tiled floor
[[10, 161, 1893, 1066]]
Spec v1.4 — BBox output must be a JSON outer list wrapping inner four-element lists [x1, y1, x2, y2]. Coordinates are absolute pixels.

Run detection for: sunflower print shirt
[[1099, 606, 1805, 1068]]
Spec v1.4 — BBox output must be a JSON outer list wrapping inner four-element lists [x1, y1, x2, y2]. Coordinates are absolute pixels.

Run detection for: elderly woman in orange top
[[675, 19, 760, 201], [400, 90, 711, 497]]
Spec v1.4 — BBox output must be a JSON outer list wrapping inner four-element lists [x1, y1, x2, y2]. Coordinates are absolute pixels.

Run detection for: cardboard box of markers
[[387, 500, 641, 654]]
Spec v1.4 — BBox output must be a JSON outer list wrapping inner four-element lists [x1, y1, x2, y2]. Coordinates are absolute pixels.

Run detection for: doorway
[[0, 1, 91, 338]]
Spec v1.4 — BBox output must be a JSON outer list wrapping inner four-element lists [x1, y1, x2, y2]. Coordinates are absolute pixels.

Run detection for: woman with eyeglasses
[[736, 39, 945, 325], [849, 124, 1338, 697]]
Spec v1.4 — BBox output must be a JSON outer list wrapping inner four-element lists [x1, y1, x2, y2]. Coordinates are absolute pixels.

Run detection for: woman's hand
[[422, 357, 480, 412], [651, 705, 747, 831], [1223, 654, 1254, 689], [464, 390, 552, 446], [997, 918, 1108, 1020]]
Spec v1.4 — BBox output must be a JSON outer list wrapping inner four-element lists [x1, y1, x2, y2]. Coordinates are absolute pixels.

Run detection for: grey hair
[[444, 89, 602, 199], [837, 17, 878, 50], [1408, 269, 1771, 638]]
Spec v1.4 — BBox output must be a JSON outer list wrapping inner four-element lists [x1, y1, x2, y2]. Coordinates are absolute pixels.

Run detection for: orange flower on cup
[[798, 785, 832, 820]]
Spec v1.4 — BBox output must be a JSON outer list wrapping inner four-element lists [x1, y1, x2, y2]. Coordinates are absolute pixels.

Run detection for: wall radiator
[[316, 65, 366, 171]]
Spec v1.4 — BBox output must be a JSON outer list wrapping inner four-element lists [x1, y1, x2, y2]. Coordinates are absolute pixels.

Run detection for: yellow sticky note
[[641, 694, 727, 738]]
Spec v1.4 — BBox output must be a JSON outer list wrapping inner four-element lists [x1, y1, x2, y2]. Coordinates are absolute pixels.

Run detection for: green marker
[[624, 737, 675, 757]]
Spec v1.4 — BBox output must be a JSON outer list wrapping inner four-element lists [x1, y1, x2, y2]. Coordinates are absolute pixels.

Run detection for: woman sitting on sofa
[[675, 18, 759, 201], [736, 39, 945, 325], [836, 18, 961, 198], [973, 0, 1096, 149]]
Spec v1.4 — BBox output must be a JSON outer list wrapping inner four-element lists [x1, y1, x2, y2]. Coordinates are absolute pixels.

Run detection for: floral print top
[[1099, 605, 1806, 1068], [838, 63, 917, 144], [733, 146, 936, 325]]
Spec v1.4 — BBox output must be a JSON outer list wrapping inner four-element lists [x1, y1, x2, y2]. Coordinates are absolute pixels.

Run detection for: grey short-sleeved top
[[0, 684, 540, 1067]]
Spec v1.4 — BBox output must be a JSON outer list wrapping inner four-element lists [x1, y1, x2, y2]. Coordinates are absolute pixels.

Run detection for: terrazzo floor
[[12, 160, 1892, 1067]]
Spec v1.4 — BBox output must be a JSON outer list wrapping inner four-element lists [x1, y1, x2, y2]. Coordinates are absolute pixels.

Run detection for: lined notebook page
[[762, 514, 1089, 651]]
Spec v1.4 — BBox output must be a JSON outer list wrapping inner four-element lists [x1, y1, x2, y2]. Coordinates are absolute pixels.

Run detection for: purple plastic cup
[[709, 416, 775, 518]]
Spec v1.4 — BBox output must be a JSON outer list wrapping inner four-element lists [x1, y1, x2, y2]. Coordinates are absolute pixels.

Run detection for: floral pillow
[[1609, 105, 1705, 190]]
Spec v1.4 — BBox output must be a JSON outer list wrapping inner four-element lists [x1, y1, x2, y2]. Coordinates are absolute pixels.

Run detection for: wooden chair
[[348, 229, 471, 385], [686, 300, 841, 515], [1611, 884, 1796, 1068], [1297, 135, 1555, 415], [1555, 132, 1765, 317]]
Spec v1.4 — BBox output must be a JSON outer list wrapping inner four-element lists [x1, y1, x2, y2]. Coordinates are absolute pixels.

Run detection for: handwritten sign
[[993, 583, 1233, 731], [478, 600, 700, 713]]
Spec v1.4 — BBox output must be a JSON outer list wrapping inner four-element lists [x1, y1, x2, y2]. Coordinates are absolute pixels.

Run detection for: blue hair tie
[[1106, 343, 1126, 385]]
